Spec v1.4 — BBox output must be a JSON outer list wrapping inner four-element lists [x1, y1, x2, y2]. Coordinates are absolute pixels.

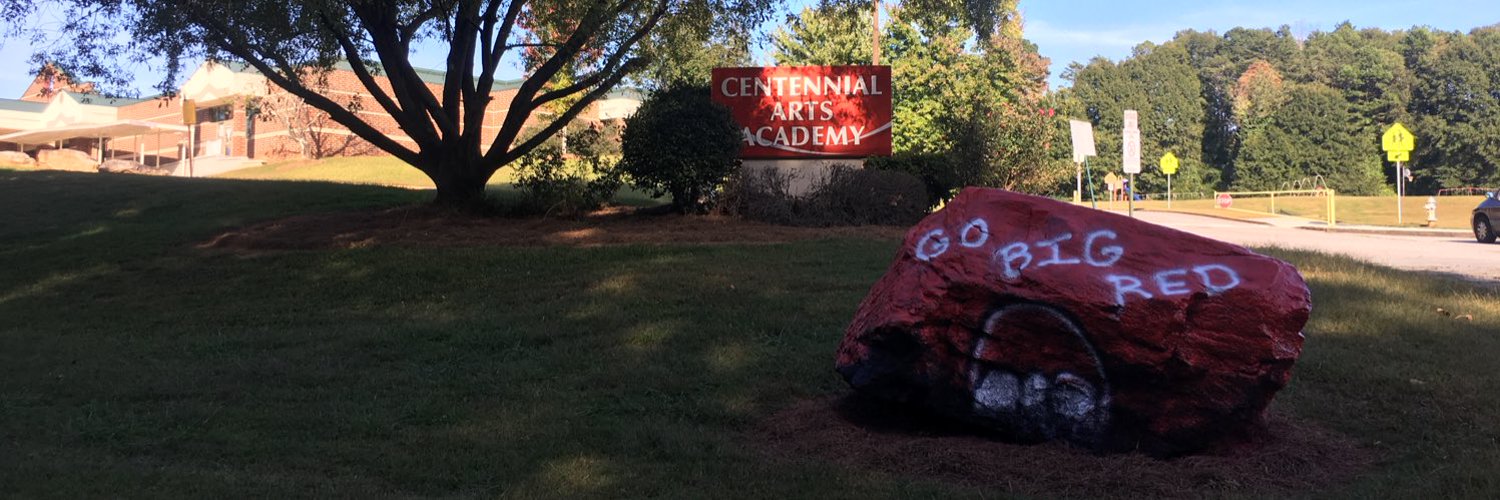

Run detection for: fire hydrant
[[1424, 196, 1438, 227]]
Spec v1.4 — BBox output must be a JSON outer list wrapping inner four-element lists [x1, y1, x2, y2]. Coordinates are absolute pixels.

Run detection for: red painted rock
[[836, 188, 1310, 456]]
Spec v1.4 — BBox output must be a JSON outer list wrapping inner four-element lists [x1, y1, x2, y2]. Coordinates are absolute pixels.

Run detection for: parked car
[[1474, 190, 1500, 243]]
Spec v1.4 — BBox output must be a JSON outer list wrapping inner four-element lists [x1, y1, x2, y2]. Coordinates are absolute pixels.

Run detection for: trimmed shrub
[[513, 144, 622, 217], [717, 167, 800, 225], [721, 165, 929, 226], [619, 85, 742, 214], [864, 152, 959, 207], [804, 165, 929, 226]]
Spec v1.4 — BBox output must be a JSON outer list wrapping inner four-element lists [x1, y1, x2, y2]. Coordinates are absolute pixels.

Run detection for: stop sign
[[1216, 193, 1233, 209]]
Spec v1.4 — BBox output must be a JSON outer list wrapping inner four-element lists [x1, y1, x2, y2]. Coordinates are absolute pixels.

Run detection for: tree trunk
[[429, 154, 495, 212]]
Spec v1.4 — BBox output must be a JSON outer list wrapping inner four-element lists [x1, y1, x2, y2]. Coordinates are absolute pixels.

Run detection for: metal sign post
[[1382, 123, 1415, 225], [1122, 110, 1141, 217], [1160, 152, 1179, 209], [1396, 161, 1403, 224], [183, 99, 198, 178], [1069, 120, 1097, 205]]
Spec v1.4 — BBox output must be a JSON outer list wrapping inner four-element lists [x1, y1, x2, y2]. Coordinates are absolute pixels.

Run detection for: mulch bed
[[754, 395, 1376, 498], [199, 205, 909, 251]]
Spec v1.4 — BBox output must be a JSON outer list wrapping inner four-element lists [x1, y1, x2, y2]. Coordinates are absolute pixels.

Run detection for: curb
[[1297, 226, 1471, 238], [1140, 208, 1473, 238]]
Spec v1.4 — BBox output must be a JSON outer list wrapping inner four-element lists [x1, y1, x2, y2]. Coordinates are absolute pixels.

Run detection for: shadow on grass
[[2, 171, 1499, 497], [0, 234, 926, 497]]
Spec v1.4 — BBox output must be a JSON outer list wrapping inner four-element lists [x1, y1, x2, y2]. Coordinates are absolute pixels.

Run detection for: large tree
[[2, 0, 774, 208]]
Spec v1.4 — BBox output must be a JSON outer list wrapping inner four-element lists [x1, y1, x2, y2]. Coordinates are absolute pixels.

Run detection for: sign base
[[742, 158, 865, 197]]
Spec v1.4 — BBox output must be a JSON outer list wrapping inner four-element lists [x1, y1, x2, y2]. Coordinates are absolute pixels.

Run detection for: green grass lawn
[[217, 156, 519, 188], [214, 156, 663, 208], [2, 168, 1499, 497], [1136, 195, 1486, 229]]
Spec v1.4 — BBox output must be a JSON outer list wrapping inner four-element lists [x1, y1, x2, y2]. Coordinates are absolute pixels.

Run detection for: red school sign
[[711, 65, 893, 159]]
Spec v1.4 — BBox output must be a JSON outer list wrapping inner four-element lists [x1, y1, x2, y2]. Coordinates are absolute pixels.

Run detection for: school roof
[[225, 60, 524, 91]]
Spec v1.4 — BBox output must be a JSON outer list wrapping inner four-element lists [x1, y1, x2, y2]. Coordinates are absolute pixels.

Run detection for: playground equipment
[[1212, 189, 1338, 226]]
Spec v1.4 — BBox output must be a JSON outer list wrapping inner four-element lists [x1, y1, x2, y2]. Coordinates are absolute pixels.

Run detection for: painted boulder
[[99, 159, 170, 176], [0, 151, 36, 167], [836, 188, 1310, 456], [38, 149, 98, 172]]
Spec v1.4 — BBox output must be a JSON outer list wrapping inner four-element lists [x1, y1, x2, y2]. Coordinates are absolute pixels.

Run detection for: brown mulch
[[755, 396, 1376, 499], [199, 206, 909, 252]]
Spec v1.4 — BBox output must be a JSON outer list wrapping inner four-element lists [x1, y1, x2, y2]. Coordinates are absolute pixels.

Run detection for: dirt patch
[[200, 205, 909, 252], [755, 395, 1375, 498]]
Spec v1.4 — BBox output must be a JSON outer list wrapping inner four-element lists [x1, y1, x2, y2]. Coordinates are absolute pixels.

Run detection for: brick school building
[[0, 62, 640, 174]]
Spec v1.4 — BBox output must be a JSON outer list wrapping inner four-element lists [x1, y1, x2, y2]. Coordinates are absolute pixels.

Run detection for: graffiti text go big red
[[914, 218, 1242, 307]]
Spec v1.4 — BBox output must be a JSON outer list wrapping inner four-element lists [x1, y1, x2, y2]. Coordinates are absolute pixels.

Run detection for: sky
[[0, 0, 1497, 97], [1020, 0, 1498, 89]]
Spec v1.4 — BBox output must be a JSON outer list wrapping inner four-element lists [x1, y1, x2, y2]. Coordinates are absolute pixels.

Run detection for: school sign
[[711, 65, 893, 159]]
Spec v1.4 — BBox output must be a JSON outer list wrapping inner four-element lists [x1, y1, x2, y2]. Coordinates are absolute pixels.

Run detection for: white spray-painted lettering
[[915, 228, 950, 262], [1035, 233, 1081, 268], [960, 218, 990, 248], [912, 218, 1245, 306]]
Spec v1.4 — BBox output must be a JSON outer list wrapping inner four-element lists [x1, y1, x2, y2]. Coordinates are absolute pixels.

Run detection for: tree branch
[[486, 0, 667, 162], [486, 1, 634, 160], [315, 11, 433, 146], [350, 3, 457, 140], [498, 59, 641, 165], [186, 11, 423, 165]]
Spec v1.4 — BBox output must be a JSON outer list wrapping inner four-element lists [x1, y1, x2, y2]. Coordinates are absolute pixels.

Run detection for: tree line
[[1058, 23, 1500, 197], [5, 0, 1494, 205]]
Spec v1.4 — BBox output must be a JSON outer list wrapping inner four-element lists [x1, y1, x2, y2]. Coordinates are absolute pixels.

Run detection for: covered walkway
[[0, 119, 191, 169]]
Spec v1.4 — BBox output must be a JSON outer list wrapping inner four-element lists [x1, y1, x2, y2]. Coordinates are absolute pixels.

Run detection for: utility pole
[[872, 0, 881, 65]]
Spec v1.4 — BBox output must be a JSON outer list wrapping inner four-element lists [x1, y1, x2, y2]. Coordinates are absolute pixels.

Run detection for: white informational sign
[[1069, 120, 1096, 163], [1122, 110, 1141, 174]]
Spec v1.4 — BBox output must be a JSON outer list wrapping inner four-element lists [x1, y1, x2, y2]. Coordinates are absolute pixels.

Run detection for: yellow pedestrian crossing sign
[[1160, 152, 1179, 175], [1382, 123, 1414, 153]]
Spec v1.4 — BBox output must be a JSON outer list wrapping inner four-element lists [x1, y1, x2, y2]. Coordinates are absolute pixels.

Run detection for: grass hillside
[[1134, 195, 1487, 229], [2, 168, 1497, 497], [217, 156, 518, 188]]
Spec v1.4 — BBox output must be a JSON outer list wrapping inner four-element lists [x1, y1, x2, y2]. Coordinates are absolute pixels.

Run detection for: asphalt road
[[1132, 211, 1500, 283]]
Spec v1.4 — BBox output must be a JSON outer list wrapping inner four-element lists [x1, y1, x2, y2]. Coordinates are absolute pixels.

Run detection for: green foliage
[[864, 152, 956, 206], [0, 0, 778, 208], [776, 2, 1058, 197], [1062, 41, 1212, 197], [512, 142, 623, 217], [1233, 84, 1385, 194], [770, 5, 873, 66], [1407, 27, 1500, 190], [1065, 23, 1500, 196], [945, 102, 1072, 195], [619, 85, 742, 213]]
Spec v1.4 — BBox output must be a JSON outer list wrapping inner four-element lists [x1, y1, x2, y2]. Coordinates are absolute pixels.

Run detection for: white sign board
[[1122, 110, 1141, 174], [1069, 120, 1096, 163]]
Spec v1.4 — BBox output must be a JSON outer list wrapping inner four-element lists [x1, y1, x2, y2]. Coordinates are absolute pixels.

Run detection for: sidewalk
[[1135, 208, 1472, 238], [1297, 222, 1470, 238]]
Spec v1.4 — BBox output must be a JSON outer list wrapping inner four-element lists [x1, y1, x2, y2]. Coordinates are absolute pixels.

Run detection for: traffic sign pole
[[1086, 159, 1097, 209], [1121, 110, 1141, 218], [1158, 152, 1179, 209], [1075, 162, 1082, 203], [1383, 123, 1415, 226]]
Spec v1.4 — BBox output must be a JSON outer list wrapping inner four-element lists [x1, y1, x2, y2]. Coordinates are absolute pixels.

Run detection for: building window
[[205, 105, 233, 122]]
